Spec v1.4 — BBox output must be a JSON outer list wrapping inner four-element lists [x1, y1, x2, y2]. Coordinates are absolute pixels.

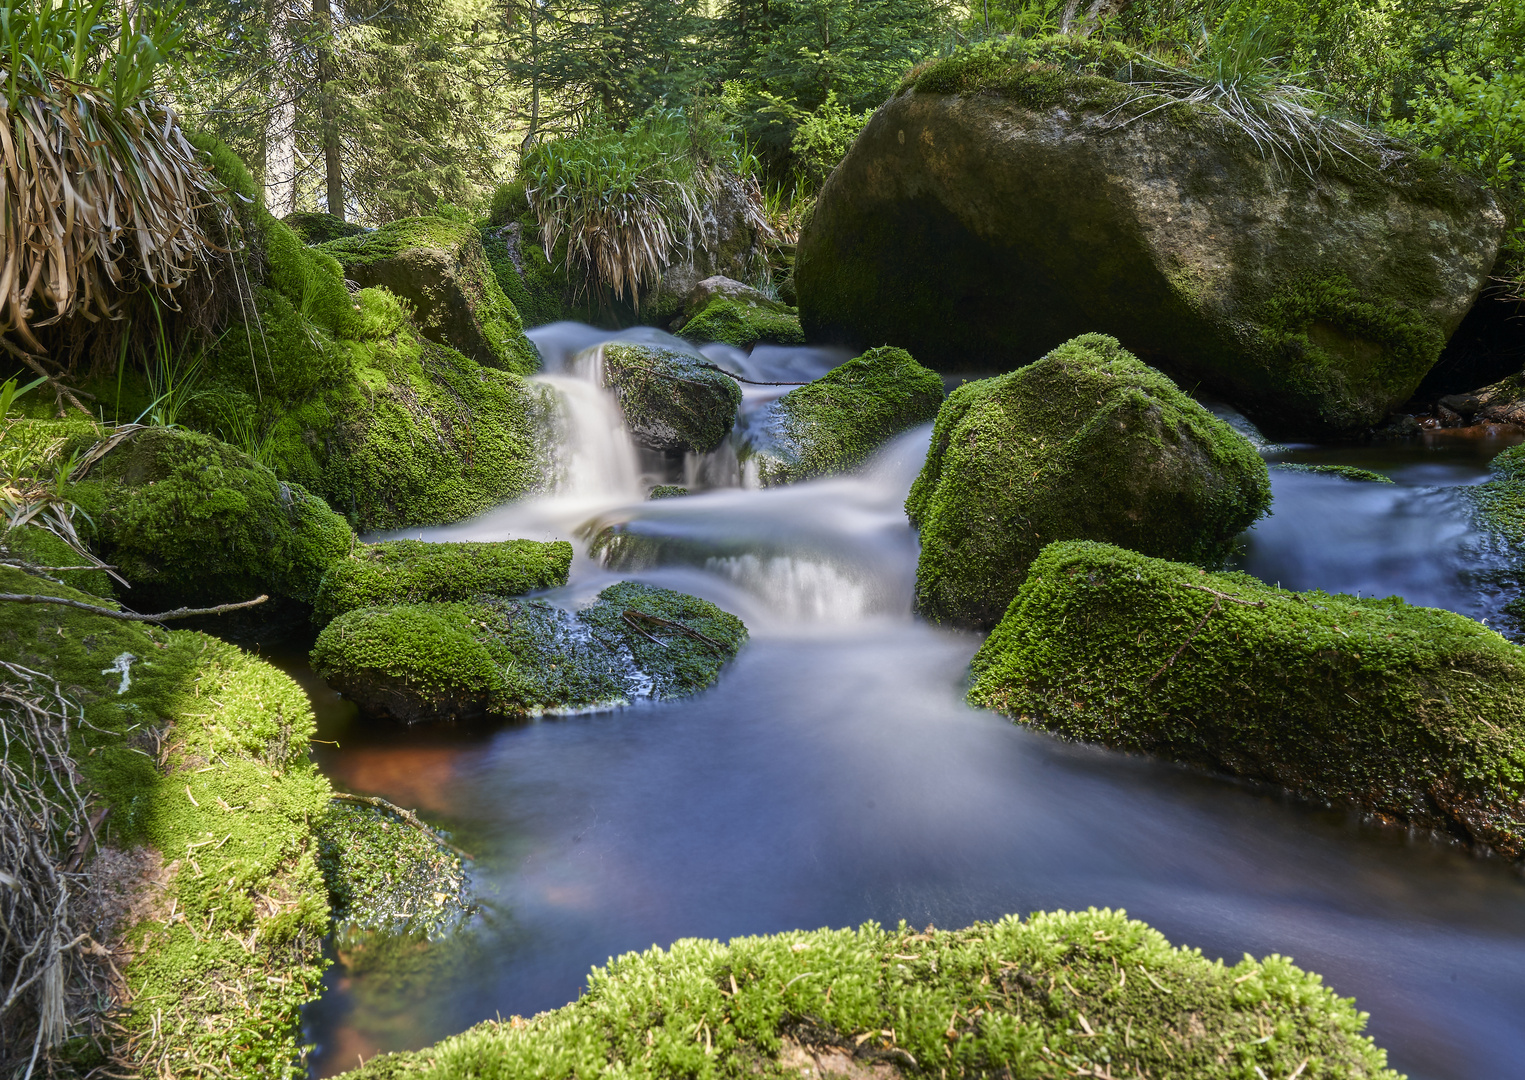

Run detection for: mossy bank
[[970, 541, 1525, 858], [337, 908, 1396, 1080]]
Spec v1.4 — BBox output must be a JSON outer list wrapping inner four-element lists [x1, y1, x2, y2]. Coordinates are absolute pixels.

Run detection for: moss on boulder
[[310, 581, 747, 724], [66, 425, 354, 615], [336, 907, 1396, 1080], [1272, 463, 1394, 483], [319, 216, 540, 375], [313, 538, 573, 625], [1467, 442, 1525, 545], [796, 41, 1504, 434], [593, 340, 742, 454], [283, 210, 368, 245], [907, 334, 1271, 629], [969, 540, 1525, 858], [0, 565, 331, 1076], [676, 277, 805, 348], [742, 346, 943, 486]]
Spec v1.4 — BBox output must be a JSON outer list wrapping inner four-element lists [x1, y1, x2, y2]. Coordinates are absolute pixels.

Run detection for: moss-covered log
[[969, 540, 1525, 858], [337, 908, 1396, 1080], [907, 334, 1270, 629], [313, 539, 573, 626], [743, 346, 943, 486]]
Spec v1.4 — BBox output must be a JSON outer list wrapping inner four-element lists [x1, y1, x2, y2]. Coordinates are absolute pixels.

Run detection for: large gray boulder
[[796, 50, 1504, 434], [586, 339, 742, 454]]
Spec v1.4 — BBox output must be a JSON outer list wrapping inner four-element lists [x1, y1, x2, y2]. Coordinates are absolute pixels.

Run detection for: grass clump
[[337, 907, 1397, 1080], [906, 335, 1270, 630], [313, 539, 573, 625], [743, 346, 943, 486], [970, 540, 1525, 859]]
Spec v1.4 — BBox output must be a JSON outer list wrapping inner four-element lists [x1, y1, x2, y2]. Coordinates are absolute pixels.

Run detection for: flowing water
[[298, 328, 1525, 1079]]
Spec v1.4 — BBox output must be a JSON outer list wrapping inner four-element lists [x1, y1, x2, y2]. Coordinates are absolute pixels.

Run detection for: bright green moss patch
[[337, 907, 1396, 1080], [67, 425, 353, 611], [313, 538, 573, 625], [0, 566, 332, 1077], [480, 223, 566, 329], [0, 521, 115, 597], [970, 540, 1525, 858], [744, 346, 943, 486], [1273, 463, 1394, 483], [316, 802, 468, 942], [906, 335, 1271, 630], [680, 295, 806, 349], [1467, 442, 1525, 545], [310, 581, 747, 724], [648, 484, 689, 499], [284, 211, 368, 245], [320, 216, 540, 375], [905, 35, 1137, 109], [598, 341, 742, 454]]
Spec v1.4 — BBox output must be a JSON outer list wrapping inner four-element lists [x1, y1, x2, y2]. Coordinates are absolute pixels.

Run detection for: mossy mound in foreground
[[313, 538, 573, 625], [970, 541, 1525, 858], [337, 908, 1396, 1080], [66, 424, 354, 614], [0, 564, 330, 1076], [310, 581, 747, 724], [320, 216, 540, 375], [680, 294, 806, 349], [742, 346, 943, 486], [906, 334, 1271, 630], [594, 340, 742, 454]]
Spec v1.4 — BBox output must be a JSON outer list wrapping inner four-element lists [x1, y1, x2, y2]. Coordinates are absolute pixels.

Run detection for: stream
[[296, 325, 1525, 1080]]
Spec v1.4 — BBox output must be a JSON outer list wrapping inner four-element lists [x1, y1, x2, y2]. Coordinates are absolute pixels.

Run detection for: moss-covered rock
[[480, 221, 567, 328], [592, 340, 742, 454], [320, 216, 540, 375], [1440, 369, 1525, 426], [796, 42, 1503, 434], [284, 210, 368, 245], [66, 425, 354, 617], [970, 540, 1525, 858], [675, 277, 805, 348], [742, 346, 943, 486], [907, 335, 1271, 629], [647, 484, 689, 499], [335, 907, 1397, 1080], [1271, 463, 1394, 483], [313, 538, 573, 625], [0, 565, 331, 1076], [1468, 442, 1525, 546], [316, 801, 469, 941], [310, 581, 747, 724]]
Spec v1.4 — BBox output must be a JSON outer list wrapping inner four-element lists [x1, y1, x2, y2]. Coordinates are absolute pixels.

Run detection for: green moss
[[906, 36, 1136, 109], [1, 520, 115, 596], [599, 341, 743, 454], [648, 484, 689, 499], [1468, 442, 1525, 545], [309, 582, 747, 724], [680, 295, 806, 349], [316, 802, 468, 941], [337, 908, 1396, 1080], [970, 540, 1525, 857], [488, 179, 529, 227], [284, 211, 368, 245], [907, 334, 1271, 630], [0, 566, 331, 1077], [320, 216, 540, 375], [480, 223, 567, 328], [313, 538, 573, 625], [744, 346, 944, 486], [1273, 463, 1394, 483]]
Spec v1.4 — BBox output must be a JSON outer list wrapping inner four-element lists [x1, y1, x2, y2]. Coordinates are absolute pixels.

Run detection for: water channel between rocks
[[289, 324, 1525, 1080]]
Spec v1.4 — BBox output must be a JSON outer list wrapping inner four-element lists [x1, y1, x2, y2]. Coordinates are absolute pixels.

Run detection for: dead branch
[[692, 361, 810, 387], [621, 609, 729, 653], [329, 793, 474, 862], [0, 594, 268, 622], [1147, 599, 1221, 683], [1178, 582, 1267, 608]]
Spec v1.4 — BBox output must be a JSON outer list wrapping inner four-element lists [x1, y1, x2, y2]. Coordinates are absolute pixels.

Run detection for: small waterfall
[[536, 373, 643, 502]]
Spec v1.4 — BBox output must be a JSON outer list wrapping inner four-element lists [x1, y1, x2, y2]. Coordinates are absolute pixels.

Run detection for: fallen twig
[[622, 609, 729, 653], [693, 361, 810, 387], [0, 594, 268, 622], [1148, 598, 1221, 683], [1178, 582, 1267, 608], [329, 792, 474, 861]]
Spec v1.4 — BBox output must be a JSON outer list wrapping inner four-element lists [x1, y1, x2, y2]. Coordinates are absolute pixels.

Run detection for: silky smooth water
[[300, 333, 1525, 1079]]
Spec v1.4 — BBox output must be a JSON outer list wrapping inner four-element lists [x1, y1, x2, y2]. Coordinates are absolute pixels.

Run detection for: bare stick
[[1178, 583, 1267, 609], [329, 792, 474, 861], [0, 339, 94, 419], [1148, 599, 1221, 683], [693, 361, 810, 387], [0, 594, 268, 622], [622, 609, 730, 653]]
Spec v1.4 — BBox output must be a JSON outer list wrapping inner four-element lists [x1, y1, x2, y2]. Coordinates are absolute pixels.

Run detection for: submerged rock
[[321, 216, 540, 374], [796, 45, 1503, 434], [742, 346, 943, 485], [591, 340, 742, 454], [336, 908, 1398, 1080], [907, 334, 1270, 629], [676, 275, 805, 348], [310, 582, 747, 724], [313, 538, 573, 626], [970, 540, 1525, 859]]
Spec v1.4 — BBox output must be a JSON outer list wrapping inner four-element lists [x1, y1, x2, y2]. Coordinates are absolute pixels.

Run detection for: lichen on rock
[[741, 345, 943, 486], [313, 538, 573, 626], [906, 334, 1271, 629], [969, 539, 1525, 858], [334, 907, 1398, 1080], [589, 339, 742, 454], [309, 581, 747, 724]]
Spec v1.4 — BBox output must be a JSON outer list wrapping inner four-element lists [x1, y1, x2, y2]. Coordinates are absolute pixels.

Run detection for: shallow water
[[299, 341, 1525, 1079]]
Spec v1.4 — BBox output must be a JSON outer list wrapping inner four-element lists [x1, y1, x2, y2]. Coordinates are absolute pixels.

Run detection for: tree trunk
[[314, 0, 345, 220], [264, 0, 297, 216]]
